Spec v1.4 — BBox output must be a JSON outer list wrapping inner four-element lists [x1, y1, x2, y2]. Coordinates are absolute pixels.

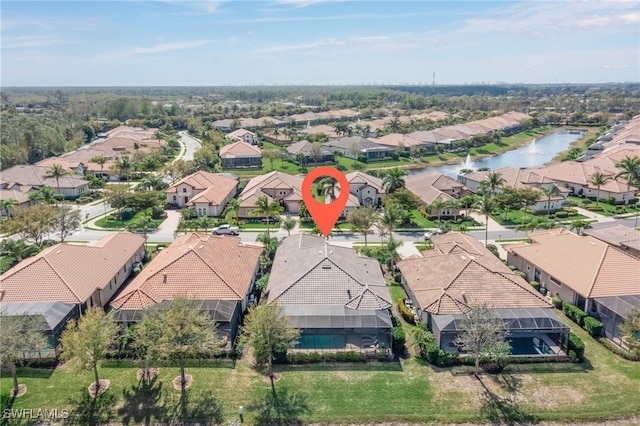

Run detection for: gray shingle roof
[[267, 234, 391, 309]]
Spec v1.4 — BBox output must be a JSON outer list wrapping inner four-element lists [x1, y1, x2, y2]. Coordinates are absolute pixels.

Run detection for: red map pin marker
[[302, 167, 350, 237]]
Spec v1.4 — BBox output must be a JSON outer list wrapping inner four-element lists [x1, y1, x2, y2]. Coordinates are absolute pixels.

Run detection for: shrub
[[568, 332, 585, 362], [323, 352, 337, 362], [597, 337, 640, 361], [563, 301, 587, 326], [529, 281, 540, 292], [397, 297, 416, 325], [391, 153, 399, 161], [486, 244, 500, 258], [76, 196, 93, 204], [508, 264, 517, 271], [120, 207, 136, 221], [392, 325, 406, 354], [568, 210, 577, 216], [151, 205, 165, 219], [584, 316, 603, 337], [308, 352, 322, 363], [516, 271, 526, 279], [555, 211, 568, 218], [607, 196, 616, 205], [552, 297, 562, 310], [357, 155, 368, 163]]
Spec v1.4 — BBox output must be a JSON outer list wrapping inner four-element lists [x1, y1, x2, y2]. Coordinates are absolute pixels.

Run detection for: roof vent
[[590, 242, 596, 246], [56, 250, 61, 254], [329, 250, 333, 255], [319, 250, 322, 255], [461, 291, 467, 302], [188, 245, 193, 250], [163, 273, 167, 283]]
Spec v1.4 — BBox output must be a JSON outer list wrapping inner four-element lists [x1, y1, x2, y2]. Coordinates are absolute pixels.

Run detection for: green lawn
[[492, 209, 589, 226], [94, 210, 163, 229], [568, 196, 640, 217], [3, 313, 640, 424]]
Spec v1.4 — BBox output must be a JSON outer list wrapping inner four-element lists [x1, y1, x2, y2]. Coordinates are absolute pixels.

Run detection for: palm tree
[[90, 155, 108, 178], [429, 198, 449, 222], [139, 174, 167, 191], [281, 215, 297, 236], [116, 155, 133, 187], [0, 199, 17, 218], [223, 198, 240, 224], [541, 186, 559, 217], [319, 176, 338, 202], [614, 156, 640, 205], [569, 219, 593, 236], [251, 196, 283, 238], [44, 163, 68, 196], [472, 194, 496, 246], [589, 172, 611, 203], [380, 203, 404, 240], [34, 186, 58, 204], [483, 171, 505, 196], [382, 168, 407, 193]]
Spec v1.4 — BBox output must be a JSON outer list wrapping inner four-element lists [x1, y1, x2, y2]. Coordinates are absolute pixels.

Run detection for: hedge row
[[287, 351, 376, 363], [397, 297, 416, 325], [583, 316, 604, 337], [562, 301, 587, 326], [562, 301, 604, 338], [596, 338, 640, 362], [568, 332, 585, 362]]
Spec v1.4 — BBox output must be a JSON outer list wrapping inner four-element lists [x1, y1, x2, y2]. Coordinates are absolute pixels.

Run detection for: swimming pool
[[509, 336, 555, 355]]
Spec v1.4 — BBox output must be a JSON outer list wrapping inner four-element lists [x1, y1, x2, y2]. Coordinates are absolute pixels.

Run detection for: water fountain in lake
[[442, 152, 474, 176]]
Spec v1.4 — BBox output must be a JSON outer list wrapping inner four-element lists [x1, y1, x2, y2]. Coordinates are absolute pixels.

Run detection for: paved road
[[177, 131, 201, 162]]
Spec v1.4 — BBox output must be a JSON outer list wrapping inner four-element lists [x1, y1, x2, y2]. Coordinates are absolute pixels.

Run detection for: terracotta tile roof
[[533, 162, 635, 194], [0, 232, 145, 304], [0, 189, 29, 204], [220, 141, 262, 157], [405, 172, 466, 204], [398, 232, 549, 314], [165, 171, 237, 206], [345, 171, 384, 192], [507, 228, 640, 298], [0, 165, 89, 190], [226, 129, 256, 140], [266, 234, 391, 309], [370, 133, 425, 148], [110, 234, 261, 311], [286, 140, 332, 156], [300, 124, 340, 138], [239, 171, 303, 207], [408, 130, 447, 143]]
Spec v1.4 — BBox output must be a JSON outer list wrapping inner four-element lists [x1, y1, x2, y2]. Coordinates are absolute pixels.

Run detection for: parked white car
[[212, 224, 239, 235]]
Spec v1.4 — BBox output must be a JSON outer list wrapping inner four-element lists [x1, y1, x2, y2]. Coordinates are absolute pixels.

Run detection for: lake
[[408, 130, 586, 178]]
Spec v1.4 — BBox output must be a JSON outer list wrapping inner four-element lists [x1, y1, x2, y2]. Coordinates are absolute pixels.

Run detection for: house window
[[182, 188, 187, 193], [172, 195, 177, 202], [549, 276, 561, 287]]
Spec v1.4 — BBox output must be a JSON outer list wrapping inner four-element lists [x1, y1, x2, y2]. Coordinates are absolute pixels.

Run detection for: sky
[[1, 0, 639, 86]]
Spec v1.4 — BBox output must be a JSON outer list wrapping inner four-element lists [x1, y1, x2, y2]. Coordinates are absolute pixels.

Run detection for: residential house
[[0, 232, 145, 341], [0, 189, 36, 217], [165, 170, 238, 216], [458, 167, 568, 212], [266, 234, 393, 352], [532, 161, 636, 203], [220, 141, 263, 169], [238, 171, 304, 217], [398, 232, 569, 354], [583, 224, 640, 258], [323, 136, 394, 161], [300, 124, 341, 139], [369, 133, 434, 153], [0, 165, 89, 198], [110, 233, 262, 344], [506, 228, 640, 343], [286, 140, 334, 165], [405, 172, 469, 217], [345, 171, 385, 206], [226, 128, 259, 145]]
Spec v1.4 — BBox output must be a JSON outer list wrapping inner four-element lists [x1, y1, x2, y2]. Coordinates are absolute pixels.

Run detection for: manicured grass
[[408, 209, 438, 228], [492, 209, 589, 226], [94, 210, 163, 229], [568, 196, 640, 217], [2, 317, 640, 424]]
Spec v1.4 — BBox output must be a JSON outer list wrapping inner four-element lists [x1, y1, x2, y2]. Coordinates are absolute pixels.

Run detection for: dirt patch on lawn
[[88, 379, 110, 397], [525, 385, 585, 409], [172, 374, 193, 390], [10, 384, 27, 398], [136, 368, 159, 381]]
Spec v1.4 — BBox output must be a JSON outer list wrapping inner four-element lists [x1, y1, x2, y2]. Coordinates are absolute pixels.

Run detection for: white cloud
[[98, 40, 210, 61], [254, 39, 347, 54], [1, 35, 62, 49]]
